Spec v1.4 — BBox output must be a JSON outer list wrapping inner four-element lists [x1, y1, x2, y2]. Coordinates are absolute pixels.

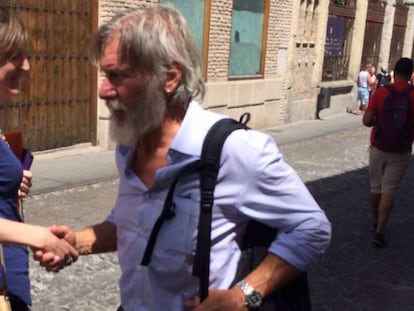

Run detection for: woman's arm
[[0, 218, 78, 262]]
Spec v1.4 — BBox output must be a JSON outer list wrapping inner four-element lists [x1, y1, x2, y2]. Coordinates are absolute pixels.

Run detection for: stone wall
[[96, 0, 296, 148], [95, 0, 414, 149]]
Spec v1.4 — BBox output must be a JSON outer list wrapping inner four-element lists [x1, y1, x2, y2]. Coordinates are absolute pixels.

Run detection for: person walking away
[[362, 57, 414, 248], [34, 4, 331, 311]]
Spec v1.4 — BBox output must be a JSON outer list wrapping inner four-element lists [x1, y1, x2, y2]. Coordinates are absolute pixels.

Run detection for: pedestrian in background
[[362, 57, 414, 248], [368, 65, 377, 97], [34, 3, 331, 311], [0, 6, 78, 310], [376, 66, 391, 88], [355, 64, 372, 114]]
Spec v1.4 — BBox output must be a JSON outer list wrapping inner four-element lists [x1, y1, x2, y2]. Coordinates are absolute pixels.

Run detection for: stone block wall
[[96, 0, 296, 147], [204, 0, 294, 128], [207, 0, 233, 81], [95, 0, 414, 149]]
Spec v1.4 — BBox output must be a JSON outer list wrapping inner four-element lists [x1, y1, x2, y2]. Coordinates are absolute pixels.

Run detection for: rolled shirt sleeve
[[221, 129, 331, 271]]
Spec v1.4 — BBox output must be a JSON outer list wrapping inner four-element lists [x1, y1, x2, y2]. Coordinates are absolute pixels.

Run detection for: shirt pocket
[[150, 195, 199, 272]]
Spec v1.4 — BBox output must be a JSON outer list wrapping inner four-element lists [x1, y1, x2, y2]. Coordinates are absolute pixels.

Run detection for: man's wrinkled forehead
[[102, 30, 137, 67], [100, 32, 125, 67]]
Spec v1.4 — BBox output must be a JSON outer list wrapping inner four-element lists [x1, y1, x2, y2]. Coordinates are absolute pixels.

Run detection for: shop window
[[228, 0, 269, 78], [330, 0, 356, 6], [322, 2, 355, 81], [160, 0, 210, 76]]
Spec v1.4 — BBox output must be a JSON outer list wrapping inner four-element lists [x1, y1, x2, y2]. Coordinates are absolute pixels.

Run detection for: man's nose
[[98, 78, 117, 99]]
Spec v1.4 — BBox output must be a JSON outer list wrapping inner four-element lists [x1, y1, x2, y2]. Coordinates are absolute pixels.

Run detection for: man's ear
[[164, 62, 182, 94]]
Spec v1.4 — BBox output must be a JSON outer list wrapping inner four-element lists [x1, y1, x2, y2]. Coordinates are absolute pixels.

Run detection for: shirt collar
[[170, 100, 224, 157]]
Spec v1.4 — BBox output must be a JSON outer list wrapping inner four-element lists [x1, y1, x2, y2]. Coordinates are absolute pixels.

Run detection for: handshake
[[0, 219, 83, 272], [31, 224, 79, 273], [30, 221, 116, 272]]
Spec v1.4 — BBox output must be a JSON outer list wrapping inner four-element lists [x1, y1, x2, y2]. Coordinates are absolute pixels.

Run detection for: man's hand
[[18, 169, 33, 199], [49, 224, 76, 245], [185, 288, 245, 311], [33, 225, 77, 272], [34, 221, 117, 272]]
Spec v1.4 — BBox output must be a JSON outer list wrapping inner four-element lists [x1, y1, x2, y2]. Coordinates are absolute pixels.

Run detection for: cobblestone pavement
[[25, 124, 414, 310]]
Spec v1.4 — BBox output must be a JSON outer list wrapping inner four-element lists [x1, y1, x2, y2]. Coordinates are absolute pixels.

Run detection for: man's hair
[[90, 3, 205, 105], [0, 6, 29, 62], [393, 57, 413, 80]]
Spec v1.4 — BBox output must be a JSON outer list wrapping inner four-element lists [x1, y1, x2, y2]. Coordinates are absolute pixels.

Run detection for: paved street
[[24, 118, 414, 310]]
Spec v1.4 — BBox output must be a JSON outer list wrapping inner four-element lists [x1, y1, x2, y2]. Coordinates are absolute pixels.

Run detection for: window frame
[[228, 0, 270, 80], [159, 0, 211, 79], [201, 0, 211, 79], [321, 1, 356, 81]]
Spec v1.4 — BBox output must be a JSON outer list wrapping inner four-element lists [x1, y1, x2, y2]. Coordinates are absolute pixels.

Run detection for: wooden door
[[388, 5, 408, 71], [0, 0, 97, 151], [360, 1, 384, 70]]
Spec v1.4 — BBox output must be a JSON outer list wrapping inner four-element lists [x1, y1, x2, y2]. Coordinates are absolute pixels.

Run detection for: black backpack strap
[[385, 84, 394, 94], [192, 118, 248, 301], [385, 84, 414, 96], [141, 160, 200, 266], [402, 84, 414, 96], [239, 112, 251, 125]]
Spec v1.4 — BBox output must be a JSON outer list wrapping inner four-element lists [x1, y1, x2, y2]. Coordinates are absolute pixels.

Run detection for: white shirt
[[358, 70, 369, 88], [107, 101, 331, 311]]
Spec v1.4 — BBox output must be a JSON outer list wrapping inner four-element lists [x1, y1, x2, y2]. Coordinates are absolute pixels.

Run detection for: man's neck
[[133, 117, 183, 189], [138, 118, 180, 152], [138, 101, 187, 154]]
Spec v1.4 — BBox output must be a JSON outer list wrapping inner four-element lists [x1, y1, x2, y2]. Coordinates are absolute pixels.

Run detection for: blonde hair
[[0, 7, 29, 61]]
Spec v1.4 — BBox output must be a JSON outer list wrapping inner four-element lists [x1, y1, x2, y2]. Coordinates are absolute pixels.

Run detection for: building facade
[[96, 0, 414, 149], [3, 1, 413, 150]]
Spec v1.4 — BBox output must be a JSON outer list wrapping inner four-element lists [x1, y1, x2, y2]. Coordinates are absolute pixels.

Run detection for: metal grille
[[322, 11, 354, 81]]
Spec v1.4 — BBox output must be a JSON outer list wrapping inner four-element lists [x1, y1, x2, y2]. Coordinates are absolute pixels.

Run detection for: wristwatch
[[236, 279, 263, 309]]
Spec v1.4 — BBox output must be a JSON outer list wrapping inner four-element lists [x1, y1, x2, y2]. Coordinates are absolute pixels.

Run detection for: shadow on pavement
[[306, 157, 414, 311]]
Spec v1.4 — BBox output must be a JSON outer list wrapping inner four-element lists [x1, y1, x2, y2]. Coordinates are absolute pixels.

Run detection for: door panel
[[1, 0, 97, 151]]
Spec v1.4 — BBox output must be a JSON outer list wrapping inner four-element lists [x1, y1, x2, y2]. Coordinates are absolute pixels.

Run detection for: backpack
[[376, 72, 390, 87], [141, 116, 311, 310], [374, 85, 414, 153]]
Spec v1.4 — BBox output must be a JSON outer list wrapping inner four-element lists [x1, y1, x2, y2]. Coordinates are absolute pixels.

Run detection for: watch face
[[237, 280, 263, 309], [246, 291, 263, 309]]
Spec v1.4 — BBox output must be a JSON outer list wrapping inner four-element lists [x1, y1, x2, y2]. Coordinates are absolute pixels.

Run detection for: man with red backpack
[[363, 57, 414, 248]]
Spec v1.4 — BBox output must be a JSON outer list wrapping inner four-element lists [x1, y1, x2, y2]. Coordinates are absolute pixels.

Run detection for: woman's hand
[[18, 169, 33, 199]]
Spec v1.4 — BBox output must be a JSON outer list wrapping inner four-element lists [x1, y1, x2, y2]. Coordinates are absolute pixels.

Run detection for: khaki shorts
[[369, 146, 411, 195]]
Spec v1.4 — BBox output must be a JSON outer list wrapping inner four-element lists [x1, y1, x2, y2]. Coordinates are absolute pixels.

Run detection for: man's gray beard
[[108, 84, 166, 147]]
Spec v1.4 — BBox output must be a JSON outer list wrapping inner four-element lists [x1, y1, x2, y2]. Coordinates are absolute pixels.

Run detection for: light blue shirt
[[107, 100, 331, 311], [358, 70, 369, 88]]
